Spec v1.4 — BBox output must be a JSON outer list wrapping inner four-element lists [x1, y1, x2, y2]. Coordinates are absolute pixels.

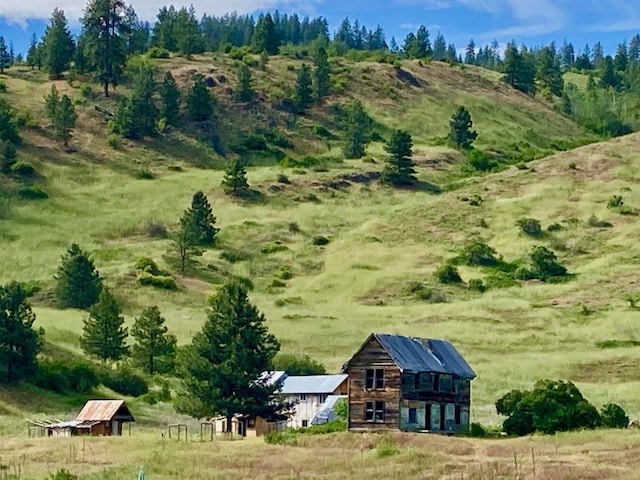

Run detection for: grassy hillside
[[0, 52, 632, 433]]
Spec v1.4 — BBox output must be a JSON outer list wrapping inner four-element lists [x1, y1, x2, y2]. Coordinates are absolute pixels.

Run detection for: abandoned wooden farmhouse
[[32, 400, 135, 437], [342, 333, 476, 434]]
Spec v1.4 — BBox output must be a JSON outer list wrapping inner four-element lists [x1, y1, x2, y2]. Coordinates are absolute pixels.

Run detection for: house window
[[365, 369, 385, 389], [455, 405, 461, 425], [408, 407, 417, 424], [365, 401, 385, 422], [440, 375, 453, 393], [432, 374, 439, 392], [302, 420, 308, 428], [319, 394, 328, 403], [300, 394, 306, 401]]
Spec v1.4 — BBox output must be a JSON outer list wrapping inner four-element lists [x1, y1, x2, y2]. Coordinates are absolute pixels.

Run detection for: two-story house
[[342, 333, 476, 434], [279, 374, 348, 428]]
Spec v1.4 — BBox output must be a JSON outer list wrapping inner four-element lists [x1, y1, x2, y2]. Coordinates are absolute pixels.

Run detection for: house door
[[112, 420, 119, 436]]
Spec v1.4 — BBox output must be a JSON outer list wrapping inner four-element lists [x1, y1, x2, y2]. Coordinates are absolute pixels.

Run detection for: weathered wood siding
[[346, 336, 401, 431]]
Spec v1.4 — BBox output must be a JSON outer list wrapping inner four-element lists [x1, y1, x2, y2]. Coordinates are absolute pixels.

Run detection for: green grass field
[[0, 52, 638, 476]]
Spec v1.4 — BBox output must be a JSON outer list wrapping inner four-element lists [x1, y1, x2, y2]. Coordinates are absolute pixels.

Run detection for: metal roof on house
[[280, 374, 348, 394], [75, 400, 135, 422], [372, 334, 476, 379], [259, 370, 288, 387]]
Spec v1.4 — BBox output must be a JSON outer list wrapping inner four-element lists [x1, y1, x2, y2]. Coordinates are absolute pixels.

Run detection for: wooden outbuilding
[[42, 400, 135, 437], [342, 333, 476, 434]]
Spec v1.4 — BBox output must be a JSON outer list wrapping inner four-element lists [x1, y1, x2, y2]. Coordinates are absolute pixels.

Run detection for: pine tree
[[382, 130, 417, 186], [342, 101, 371, 159], [110, 97, 136, 138], [176, 6, 202, 59], [42, 8, 75, 79], [252, 13, 279, 55], [629, 35, 640, 62], [294, 63, 313, 112], [592, 42, 604, 68], [560, 90, 573, 116], [0, 283, 40, 384], [152, 6, 178, 51], [81, 289, 128, 362], [600, 56, 620, 89], [502, 43, 536, 95], [465, 39, 476, 64], [131, 305, 176, 374], [54, 243, 103, 309], [160, 71, 180, 125], [234, 64, 254, 102], [614, 43, 628, 72], [449, 106, 478, 149], [129, 63, 158, 137], [187, 74, 214, 122], [54, 95, 77, 147], [172, 211, 199, 273], [0, 99, 21, 146], [26, 34, 39, 70], [0, 37, 9, 73], [184, 191, 219, 246], [1, 141, 17, 174], [123, 6, 149, 56], [537, 45, 564, 97], [175, 280, 281, 429], [433, 32, 446, 61], [81, 0, 129, 97], [313, 47, 330, 103], [44, 84, 61, 120], [221, 159, 250, 197]]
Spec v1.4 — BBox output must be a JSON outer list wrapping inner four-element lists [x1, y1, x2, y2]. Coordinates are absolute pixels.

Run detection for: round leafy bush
[[600, 403, 629, 429], [435, 263, 462, 284], [516, 218, 543, 237]]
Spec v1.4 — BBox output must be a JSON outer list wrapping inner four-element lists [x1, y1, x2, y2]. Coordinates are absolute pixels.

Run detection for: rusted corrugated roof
[[75, 400, 133, 421]]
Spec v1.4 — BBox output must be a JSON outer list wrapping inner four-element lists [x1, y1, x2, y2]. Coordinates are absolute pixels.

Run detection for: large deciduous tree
[[0, 283, 40, 383], [54, 243, 103, 309], [42, 8, 75, 79], [175, 281, 281, 430], [131, 305, 176, 374], [81, 289, 128, 362], [81, 0, 130, 97]]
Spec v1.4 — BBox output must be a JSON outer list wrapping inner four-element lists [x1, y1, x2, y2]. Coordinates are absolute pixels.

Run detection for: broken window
[[408, 407, 417, 424], [365, 401, 385, 422], [365, 369, 385, 389], [455, 405, 461, 424]]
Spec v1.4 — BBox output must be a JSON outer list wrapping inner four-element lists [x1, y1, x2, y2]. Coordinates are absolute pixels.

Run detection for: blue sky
[[1, 0, 639, 56]]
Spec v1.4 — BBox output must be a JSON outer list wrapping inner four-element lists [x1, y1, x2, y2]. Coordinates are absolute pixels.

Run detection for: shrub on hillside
[[467, 149, 498, 171], [529, 246, 568, 281], [17, 186, 48, 200], [435, 262, 462, 284], [607, 195, 624, 209], [459, 242, 501, 267], [312, 235, 330, 246], [600, 403, 629, 429], [49, 469, 77, 480], [468, 278, 486, 292], [147, 47, 170, 59], [137, 272, 177, 290], [35, 359, 100, 394], [496, 380, 601, 436], [516, 218, 543, 237], [12, 161, 37, 177], [100, 366, 149, 397]]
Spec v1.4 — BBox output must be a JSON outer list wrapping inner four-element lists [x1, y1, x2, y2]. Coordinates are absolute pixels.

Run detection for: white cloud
[[0, 0, 322, 26]]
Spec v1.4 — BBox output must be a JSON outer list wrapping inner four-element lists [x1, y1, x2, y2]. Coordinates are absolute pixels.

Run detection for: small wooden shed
[[43, 400, 135, 437]]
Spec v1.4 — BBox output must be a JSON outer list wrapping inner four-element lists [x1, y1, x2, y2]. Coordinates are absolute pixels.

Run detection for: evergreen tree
[[42, 8, 75, 79], [342, 100, 372, 159], [131, 305, 176, 374], [313, 47, 330, 103], [160, 71, 181, 125], [234, 63, 254, 102], [54, 243, 103, 309], [449, 106, 478, 149], [53, 95, 77, 147], [294, 63, 313, 112], [44, 84, 61, 120], [26, 34, 39, 70], [152, 6, 178, 51], [173, 211, 199, 273], [0, 283, 40, 384], [560, 89, 573, 116], [629, 35, 640, 62], [0, 99, 21, 146], [433, 32, 447, 61], [176, 6, 202, 59], [73, 34, 90, 74], [1, 141, 17, 174], [175, 280, 281, 429], [184, 191, 219, 246], [110, 97, 136, 138], [382, 130, 417, 186], [252, 13, 278, 55], [574, 44, 592, 71], [614, 42, 628, 72], [222, 159, 250, 197], [600, 56, 620, 89], [560, 40, 575, 70], [592, 42, 604, 68], [502, 43, 536, 95], [81, 289, 128, 362], [537, 45, 564, 96], [129, 63, 158, 137], [0, 37, 9, 73], [123, 5, 149, 56], [416, 26, 432, 57], [446, 44, 458, 62], [464, 39, 476, 64], [187, 74, 214, 122], [81, 0, 130, 97]]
